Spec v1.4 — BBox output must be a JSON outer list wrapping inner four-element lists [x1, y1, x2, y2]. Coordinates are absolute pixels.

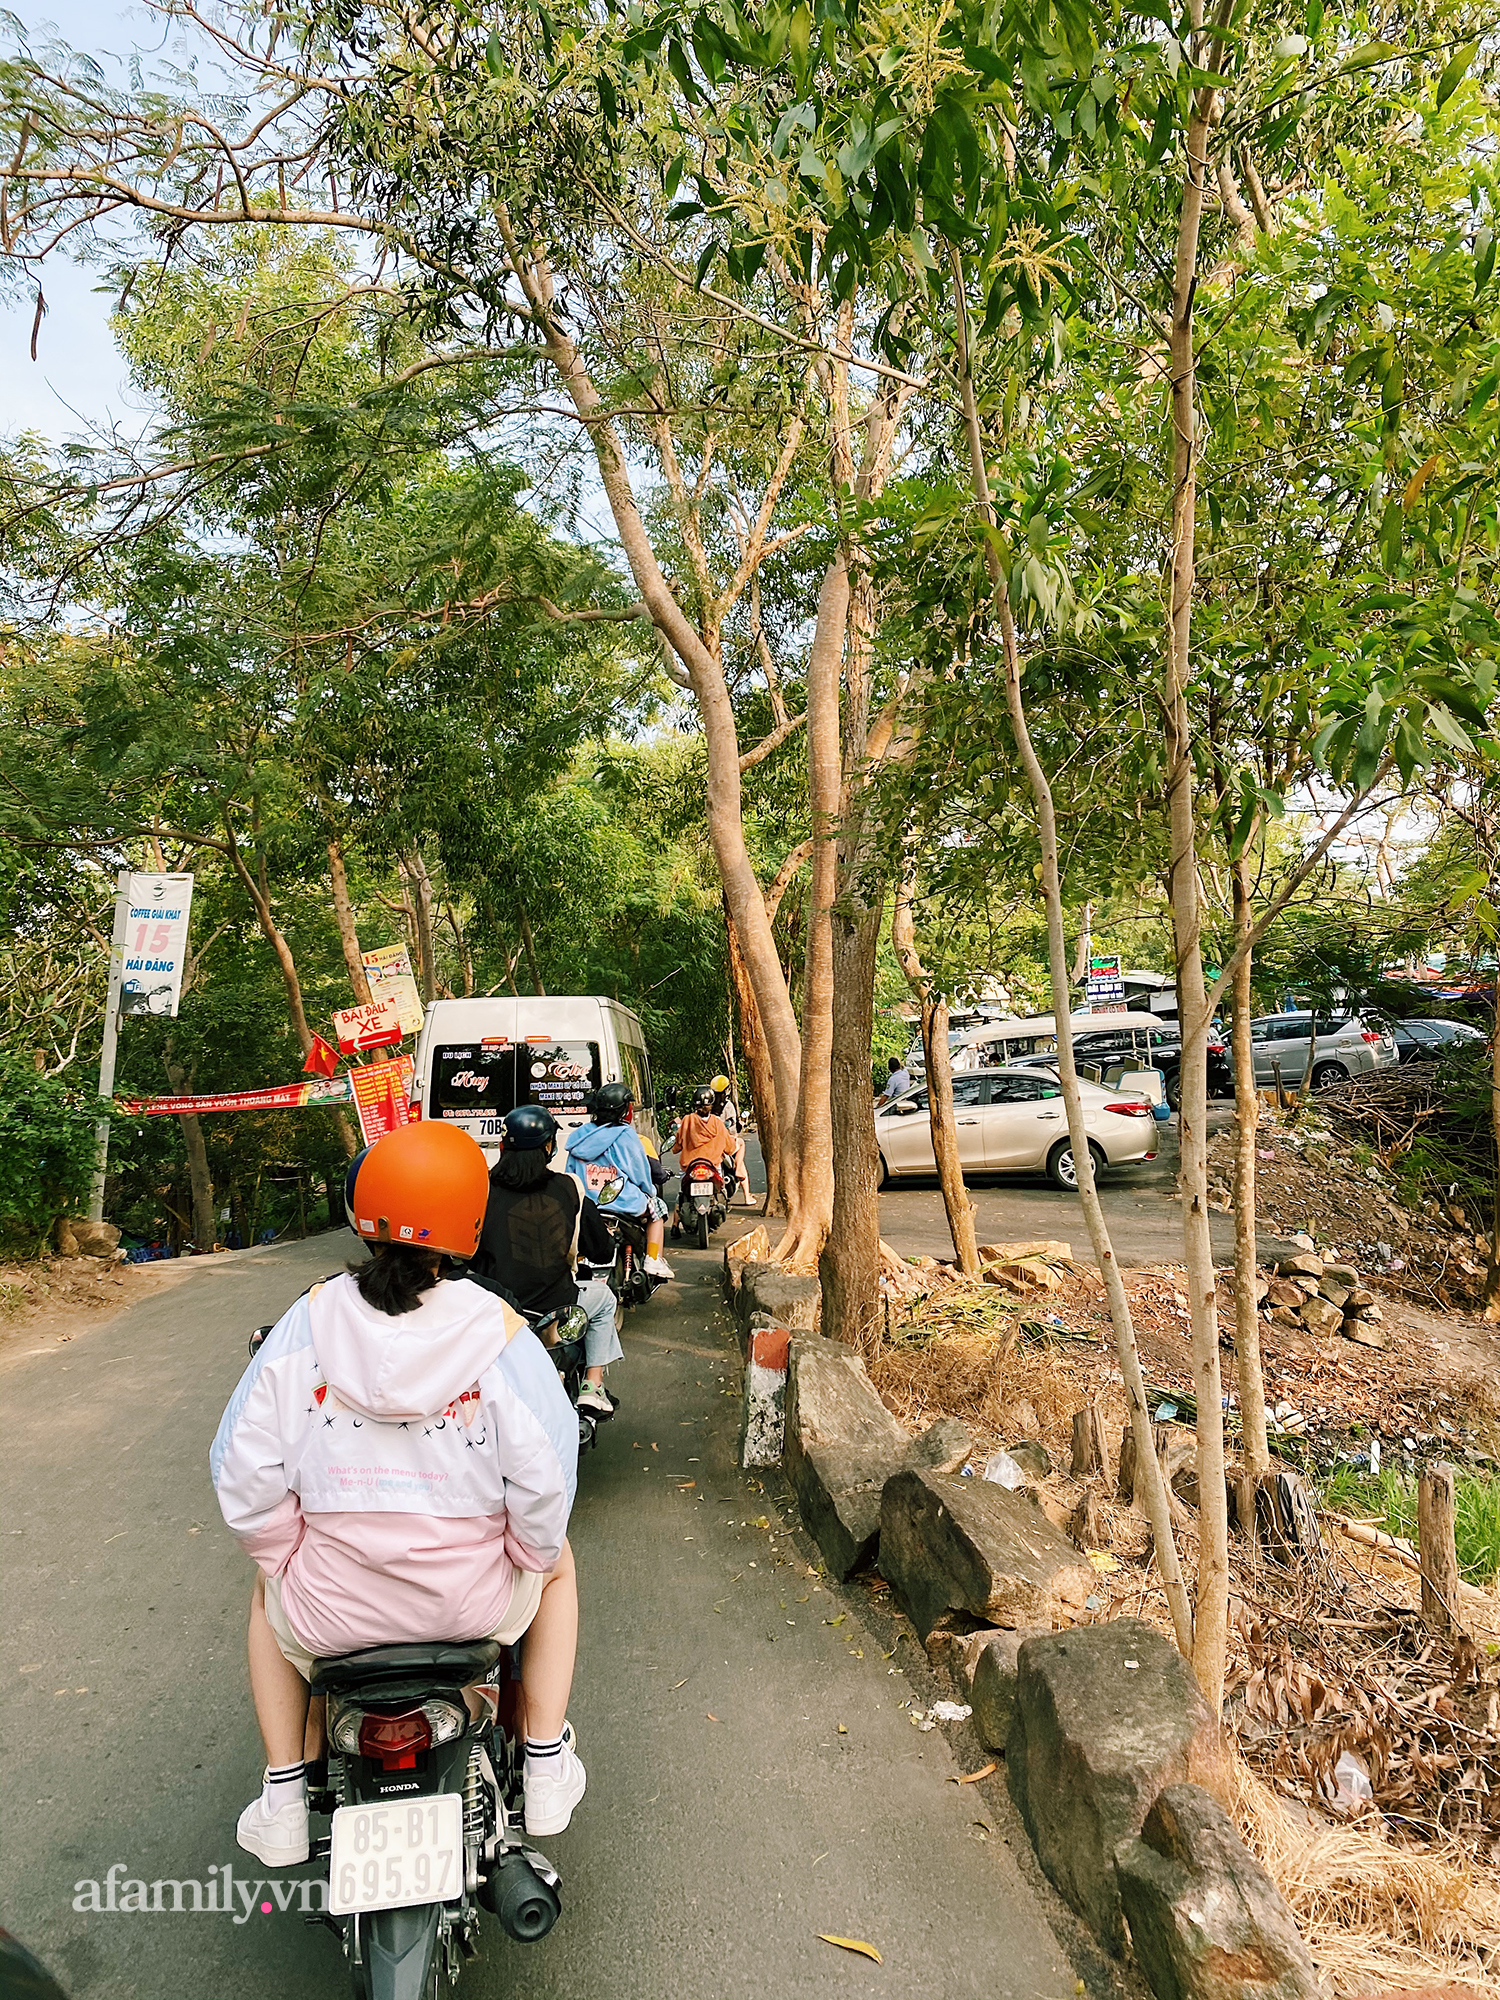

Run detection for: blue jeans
[[577, 1278, 623, 1370]]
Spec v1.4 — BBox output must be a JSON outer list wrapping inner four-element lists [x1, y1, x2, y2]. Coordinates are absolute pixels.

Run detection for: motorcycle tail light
[[334, 1700, 465, 1768]]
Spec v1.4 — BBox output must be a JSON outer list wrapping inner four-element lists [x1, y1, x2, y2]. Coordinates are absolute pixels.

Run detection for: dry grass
[[1231, 1761, 1500, 1996]]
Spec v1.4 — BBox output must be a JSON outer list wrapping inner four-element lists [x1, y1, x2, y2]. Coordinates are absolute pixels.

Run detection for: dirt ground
[[0, 1251, 220, 1367]]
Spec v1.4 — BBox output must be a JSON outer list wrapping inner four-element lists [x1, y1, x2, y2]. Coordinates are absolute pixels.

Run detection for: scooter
[[671, 1157, 731, 1250], [240, 1321, 567, 1999], [524, 1301, 597, 1452]]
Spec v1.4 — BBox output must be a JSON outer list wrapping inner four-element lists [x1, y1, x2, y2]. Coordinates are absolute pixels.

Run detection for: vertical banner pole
[[89, 871, 130, 1222]]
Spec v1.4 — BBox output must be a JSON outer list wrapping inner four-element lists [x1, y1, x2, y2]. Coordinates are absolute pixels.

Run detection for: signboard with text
[[362, 943, 425, 1037], [1086, 952, 1125, 1012], [119, 873, 194, 1017], [333, 993, 404, 1053], [123, 1074, 353, 1116], [352, 1054, 416, 1145]]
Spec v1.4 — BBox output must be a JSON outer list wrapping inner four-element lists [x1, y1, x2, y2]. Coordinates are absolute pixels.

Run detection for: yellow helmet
[[710, 1074, 731, 1093]]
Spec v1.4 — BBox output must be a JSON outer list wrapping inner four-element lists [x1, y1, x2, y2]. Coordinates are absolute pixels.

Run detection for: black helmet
[[691, 1086, 716, 1115], [502, 1103, 558, 1151], [591, 1081, 633, 1125]]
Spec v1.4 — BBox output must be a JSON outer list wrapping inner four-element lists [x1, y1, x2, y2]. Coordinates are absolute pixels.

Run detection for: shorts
[[262, 1564, 548, 1684]]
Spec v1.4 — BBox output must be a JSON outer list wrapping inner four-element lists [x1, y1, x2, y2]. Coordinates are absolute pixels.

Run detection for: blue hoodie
[[564, 1120, 655, 1216]]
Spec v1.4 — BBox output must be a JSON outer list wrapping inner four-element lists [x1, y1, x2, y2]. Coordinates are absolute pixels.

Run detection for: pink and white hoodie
[[210, 1272, 578, 1661]]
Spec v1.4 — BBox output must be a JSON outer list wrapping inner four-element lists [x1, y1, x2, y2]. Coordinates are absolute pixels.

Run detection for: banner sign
[[119, 873, 195, 1017], [351, 1053, 415, 1145], [362, 944, 425, 1037], [333, 993, 404, 1054], [1086, 952, 1125, 1011], [123, 1075, 353, 1117]]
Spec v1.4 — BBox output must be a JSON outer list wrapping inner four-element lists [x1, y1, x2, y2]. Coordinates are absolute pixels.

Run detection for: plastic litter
[[1331, 1750, 1373, 1811], [1154, 1401, 1179, 1423], [930, 1701, 971, 1723], [981, 1449, 1027, 1490]]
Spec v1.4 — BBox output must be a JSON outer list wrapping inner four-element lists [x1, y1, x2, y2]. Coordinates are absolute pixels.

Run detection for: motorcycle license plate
[[692, 1190, 712, 1207], [328, 1793, 463, 1915]]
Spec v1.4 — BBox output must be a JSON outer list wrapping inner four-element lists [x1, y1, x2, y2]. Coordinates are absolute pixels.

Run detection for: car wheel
[[1046, 1137, 1106, 1190], [1310, 1061, 1348, 1090], [1165, 1072, 1182, 1112], [877, 1152, 891, 1190]]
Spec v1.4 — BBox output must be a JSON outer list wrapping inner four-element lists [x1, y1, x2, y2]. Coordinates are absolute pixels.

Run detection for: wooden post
[[1418, 1460, 1460, 1633], [1071, 1396, 1110, 1480], [1117, 1423, 1139, 1506]]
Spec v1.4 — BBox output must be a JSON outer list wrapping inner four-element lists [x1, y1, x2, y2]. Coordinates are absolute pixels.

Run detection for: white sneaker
[[236, 1782, 310, 1865], [524, 1724, 587, 1836], [644, 1255, 674, 1279]]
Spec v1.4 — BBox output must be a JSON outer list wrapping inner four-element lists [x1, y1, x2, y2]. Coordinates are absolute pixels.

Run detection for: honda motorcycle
[[241, 1318, 572, 1999], [671, 1157, 731, 1250]]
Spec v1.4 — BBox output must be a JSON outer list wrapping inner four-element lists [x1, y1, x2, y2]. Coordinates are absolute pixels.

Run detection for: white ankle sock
[[262, 1760, 307, 1811]]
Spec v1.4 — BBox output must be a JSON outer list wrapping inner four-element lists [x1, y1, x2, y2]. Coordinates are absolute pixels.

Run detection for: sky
[[2, 1, 201, 442]]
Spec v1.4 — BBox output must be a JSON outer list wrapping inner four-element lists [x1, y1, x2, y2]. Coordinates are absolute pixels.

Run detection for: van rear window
[[517, 1041, 602, 1118], [431, 1045, 518, 1120]]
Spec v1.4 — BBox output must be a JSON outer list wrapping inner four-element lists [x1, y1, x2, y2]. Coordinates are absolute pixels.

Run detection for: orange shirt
[[674, 1112, 733, 1172]]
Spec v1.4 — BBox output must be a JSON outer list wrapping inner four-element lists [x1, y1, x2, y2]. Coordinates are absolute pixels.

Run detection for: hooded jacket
[[210, 1272, 577, 1660], [563, 1119, 655, 1216]]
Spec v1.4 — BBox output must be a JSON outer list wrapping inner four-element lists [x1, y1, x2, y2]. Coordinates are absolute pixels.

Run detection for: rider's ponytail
[[351, 1243, 442, 1316]]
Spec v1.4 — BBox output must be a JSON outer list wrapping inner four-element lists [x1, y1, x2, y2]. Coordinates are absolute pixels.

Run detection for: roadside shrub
[[0, 1047, 106, 1251]]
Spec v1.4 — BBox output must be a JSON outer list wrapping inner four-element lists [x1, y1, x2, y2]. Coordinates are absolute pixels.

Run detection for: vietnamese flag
[[303, 1033, 340, 1079]]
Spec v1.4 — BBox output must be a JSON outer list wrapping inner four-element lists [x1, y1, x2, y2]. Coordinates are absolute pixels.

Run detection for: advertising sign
[[123, 1075, 353, 1116], [333, 993, 404, 1054], [119, 873, 194, 1017], [1086, 952, 1125, 1012], [351, 1053, 416, 1146], [362, 944, 425, 1037]]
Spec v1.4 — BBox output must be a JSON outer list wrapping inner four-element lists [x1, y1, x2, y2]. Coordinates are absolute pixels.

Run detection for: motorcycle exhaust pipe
[[479, 1848, 562, 1942]]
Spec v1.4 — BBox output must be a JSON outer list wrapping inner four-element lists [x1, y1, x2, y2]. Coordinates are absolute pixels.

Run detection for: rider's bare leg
[[248, 1572, 310, 1767], [516, 1540, 579, 1744]]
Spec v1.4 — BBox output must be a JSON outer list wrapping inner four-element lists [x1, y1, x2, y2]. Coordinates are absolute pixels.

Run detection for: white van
[[411, 997, 659, 1158]]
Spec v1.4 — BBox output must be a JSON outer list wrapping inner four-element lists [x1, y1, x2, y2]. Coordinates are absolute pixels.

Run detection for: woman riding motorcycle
[[210, 1122, 585, 1868], [563, 1082, 673, 1279], [672, 1086, 736, 1182], [472, 1103, 623, 1421]]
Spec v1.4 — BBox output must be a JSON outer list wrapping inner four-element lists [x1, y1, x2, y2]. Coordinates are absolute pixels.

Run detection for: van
[[410, 997, 659, 1158]]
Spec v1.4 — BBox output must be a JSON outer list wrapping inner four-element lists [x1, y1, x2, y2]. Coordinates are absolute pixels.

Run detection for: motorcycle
[[239, 1318, 571, 1999], [569, 1166, 668, 1310], [671, 1156, 731, 1250]]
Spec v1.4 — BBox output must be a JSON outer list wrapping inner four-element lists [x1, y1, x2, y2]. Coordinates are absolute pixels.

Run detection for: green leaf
[[484, 28, 504, 76], [1435, 40, 1477, 109], [1475, 227, 1496, 296], [1145, 90, 1175, 168], [788, 2, 811, 83]]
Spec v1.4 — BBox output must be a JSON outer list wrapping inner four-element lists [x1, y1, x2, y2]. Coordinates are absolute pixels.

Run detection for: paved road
[[742, 1110, 1247, 1266], [1, 1237, 1079, 2000]]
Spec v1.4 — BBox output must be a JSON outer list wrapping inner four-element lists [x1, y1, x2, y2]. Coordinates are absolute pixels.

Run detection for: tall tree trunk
[[404, 850, 440, 1002], [778, 558, 849, 1268], [519, 908, 545, 997], [329, 838, 375, 1003], [727, 902, 783, 1213], [1163, 5, 1237, 1710], [1485, 955, 1500, 1320], [1230, 850, 1270, 1473], [820, 571, 886, 1353], [502, 227, 806, 1196], [163, 1043, 215, 1251], [892, 857, 980, 1275], [951, 248, 1195, 1657]]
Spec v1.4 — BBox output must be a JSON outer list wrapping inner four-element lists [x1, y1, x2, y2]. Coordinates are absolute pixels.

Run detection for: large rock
[[784, 1335, 909, 1577], [970, 1628, 1034, 1749], [879, 1467, 1094, 1640], [738, 1263, 821, 1338], [67, 1218, 121, 1258], [904, 1416, 972, 1474], [1007, 1620, 1216, 1953], [1115, 1783, 1317, 2000]]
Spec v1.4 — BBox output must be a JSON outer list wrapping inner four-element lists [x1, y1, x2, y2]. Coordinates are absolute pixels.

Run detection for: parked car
[[1393, 1016, 1488, 1064], [1004, 1024, 1233, 1112], [1247, 1012, 1398, 1090], [874, 1066, 1158, 1191]]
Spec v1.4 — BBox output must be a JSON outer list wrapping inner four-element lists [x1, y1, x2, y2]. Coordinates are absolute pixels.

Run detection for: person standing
[[878, 1054, 912, 1102]]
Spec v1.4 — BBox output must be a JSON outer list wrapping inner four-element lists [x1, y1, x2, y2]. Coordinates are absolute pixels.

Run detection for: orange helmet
[[346, 1122, 489, 1258]]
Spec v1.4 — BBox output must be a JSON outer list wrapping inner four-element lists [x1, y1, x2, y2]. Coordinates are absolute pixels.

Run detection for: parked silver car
[[1248, 1012, 1398, 1090], [874, 1066, 1158, 1190]]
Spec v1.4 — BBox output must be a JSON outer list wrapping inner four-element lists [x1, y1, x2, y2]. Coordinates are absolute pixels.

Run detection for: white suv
[[1248, 1012, 1398, 1090]]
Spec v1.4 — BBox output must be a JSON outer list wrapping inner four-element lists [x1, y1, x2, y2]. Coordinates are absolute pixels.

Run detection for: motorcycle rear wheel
[[696, 1210, 710, 1250]]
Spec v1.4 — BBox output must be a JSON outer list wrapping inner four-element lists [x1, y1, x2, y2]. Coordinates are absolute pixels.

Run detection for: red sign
[[333, 995, 403, 1054], [122, 1076, 353, 1116], [351, 1054, 416, 1145]]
